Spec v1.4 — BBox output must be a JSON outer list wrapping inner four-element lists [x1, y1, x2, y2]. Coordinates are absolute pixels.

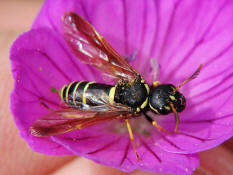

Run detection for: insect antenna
[[169, 102, 179, 133], [174, 64, 202, 92]]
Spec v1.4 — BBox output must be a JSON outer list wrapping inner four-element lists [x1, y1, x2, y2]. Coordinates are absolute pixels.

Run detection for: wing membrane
[[66, 89, 132, 112], [30, 108, 127, 136], [31, 85, 133, 137], [62, 12, 139, 81]]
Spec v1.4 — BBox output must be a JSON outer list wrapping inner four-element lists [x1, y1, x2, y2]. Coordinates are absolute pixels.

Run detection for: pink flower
[[10, 0, 233, 174]]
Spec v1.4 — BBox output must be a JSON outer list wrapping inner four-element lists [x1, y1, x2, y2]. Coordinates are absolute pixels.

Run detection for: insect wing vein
[[62, 12, 139, 81]]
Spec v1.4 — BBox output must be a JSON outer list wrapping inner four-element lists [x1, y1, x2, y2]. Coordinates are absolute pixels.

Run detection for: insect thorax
[[114, 79, 149, 111]]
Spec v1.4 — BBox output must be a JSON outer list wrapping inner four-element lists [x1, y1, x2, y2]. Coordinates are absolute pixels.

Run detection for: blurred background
[[0, 1, 232, 175]]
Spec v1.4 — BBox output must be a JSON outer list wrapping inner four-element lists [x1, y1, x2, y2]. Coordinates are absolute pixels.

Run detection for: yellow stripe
[[152, 81, 160, 87], [109, 86, 116, 105], [65, 81, 75, 103], [72, 81, 84, 106], [144, 84, 150, 95], [164, 106, 171, 111], [149, 103, 160, 114], [59, 85, 66, 102], [169, 95, 176, 101], [82, 81, 95, 104], [140, 97, 148, 109]]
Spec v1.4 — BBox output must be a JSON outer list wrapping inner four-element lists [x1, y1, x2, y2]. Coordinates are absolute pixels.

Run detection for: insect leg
[[125, 119, 140, 161], [143, 111, 170, 134]]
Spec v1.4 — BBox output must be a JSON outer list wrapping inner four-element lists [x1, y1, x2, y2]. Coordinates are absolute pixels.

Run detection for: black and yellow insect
[[59, 78, 150, 113], [30, 11, 202, 161]]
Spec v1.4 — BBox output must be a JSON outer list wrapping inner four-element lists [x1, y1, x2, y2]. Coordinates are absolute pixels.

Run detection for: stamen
[[150, 59, 160, 81], [126, 50, 137, 62]]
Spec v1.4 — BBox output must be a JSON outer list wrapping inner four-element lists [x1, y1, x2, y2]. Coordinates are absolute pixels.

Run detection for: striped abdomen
[[59, 81, 114, 108]]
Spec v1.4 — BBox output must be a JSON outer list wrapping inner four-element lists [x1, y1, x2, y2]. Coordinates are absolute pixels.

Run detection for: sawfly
[[30, 12, 202, 160]]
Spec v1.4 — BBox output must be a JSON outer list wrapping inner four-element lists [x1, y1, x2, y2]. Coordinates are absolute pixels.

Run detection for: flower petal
[[50, 122, 199, 175]]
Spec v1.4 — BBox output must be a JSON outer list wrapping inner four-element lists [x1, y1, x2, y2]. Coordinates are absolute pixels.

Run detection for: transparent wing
[[62, 11, 139, 81], [31, 91, 133, 136], [64, 86, 132, 112], [30, 108, 130, 137]]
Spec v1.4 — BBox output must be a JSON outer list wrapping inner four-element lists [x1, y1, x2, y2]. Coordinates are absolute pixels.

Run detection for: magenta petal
[[50, 126, 199, 175], [155, 114, 233, 154]]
